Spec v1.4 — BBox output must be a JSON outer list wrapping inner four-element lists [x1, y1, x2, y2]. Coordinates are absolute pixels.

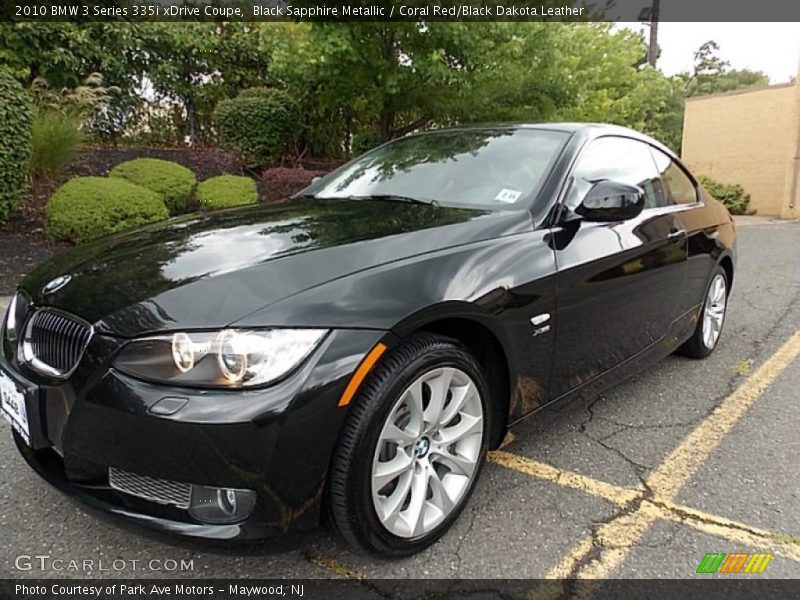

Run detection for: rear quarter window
[[651, 148, 698, 205]]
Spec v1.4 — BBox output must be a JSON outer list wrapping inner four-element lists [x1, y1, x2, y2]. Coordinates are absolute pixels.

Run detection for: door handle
[[668, 226, 685, 241]]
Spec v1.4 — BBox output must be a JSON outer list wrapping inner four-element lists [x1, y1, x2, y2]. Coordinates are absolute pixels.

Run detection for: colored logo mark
[[696, 552, 773, 574]]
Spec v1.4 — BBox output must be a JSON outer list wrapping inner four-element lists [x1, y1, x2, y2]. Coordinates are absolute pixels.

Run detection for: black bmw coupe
[[1, 124, 735, 556]]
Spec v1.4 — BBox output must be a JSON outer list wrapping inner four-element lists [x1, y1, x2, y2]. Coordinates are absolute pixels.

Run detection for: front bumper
[[3, 328, 387, 540]]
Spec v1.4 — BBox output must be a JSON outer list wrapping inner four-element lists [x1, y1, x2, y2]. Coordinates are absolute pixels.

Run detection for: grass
[[732, 359, 753, 376], [30, 110, 82, 179]]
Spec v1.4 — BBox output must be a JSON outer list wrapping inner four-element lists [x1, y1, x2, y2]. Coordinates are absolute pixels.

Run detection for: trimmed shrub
[[0, 71, 33, 222], [261, 167, 328, 203], [197, 175, 258, 209], [46, 177, 169, 244], [698, 175, 752, 215], [30, 109, 82, 179], [237, 87, 283, 100], [213, 89, 300, 168], [110, 158, 196, 214]]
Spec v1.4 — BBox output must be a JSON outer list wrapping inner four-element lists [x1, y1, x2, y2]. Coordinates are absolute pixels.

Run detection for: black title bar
[[3, 0, 800, 22], [4, 579, 800, 600]]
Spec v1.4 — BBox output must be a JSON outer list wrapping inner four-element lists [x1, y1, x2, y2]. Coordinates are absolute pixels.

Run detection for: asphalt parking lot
[[1, 217, 799, 582]]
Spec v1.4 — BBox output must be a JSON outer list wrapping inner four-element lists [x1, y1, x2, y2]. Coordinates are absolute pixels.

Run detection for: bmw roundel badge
[[42, 275, 72, 295]]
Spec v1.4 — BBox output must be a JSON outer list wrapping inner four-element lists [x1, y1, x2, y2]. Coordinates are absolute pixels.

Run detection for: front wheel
[[678, 266, 729, 358], [327, 334, 490, 556]]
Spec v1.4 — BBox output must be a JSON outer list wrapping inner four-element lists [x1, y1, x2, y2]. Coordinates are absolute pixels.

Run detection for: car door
[[648, 146, 711, 317], [549, 136, 688, 400]]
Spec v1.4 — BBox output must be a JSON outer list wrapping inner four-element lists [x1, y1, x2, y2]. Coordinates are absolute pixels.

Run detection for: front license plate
[[0, 370, 30, 445]]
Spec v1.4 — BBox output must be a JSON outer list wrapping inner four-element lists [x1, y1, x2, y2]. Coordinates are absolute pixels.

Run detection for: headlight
[[114, 328, 328, 388]]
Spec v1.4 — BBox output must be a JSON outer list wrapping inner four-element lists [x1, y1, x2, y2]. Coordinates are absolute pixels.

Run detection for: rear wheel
[[327, 334, 490, 556], [679, 266, 728, 358]]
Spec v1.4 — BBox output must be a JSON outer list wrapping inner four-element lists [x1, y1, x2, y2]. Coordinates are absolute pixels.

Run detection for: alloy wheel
[[702, 273, 727, 349], [371, 367, 484, 538]]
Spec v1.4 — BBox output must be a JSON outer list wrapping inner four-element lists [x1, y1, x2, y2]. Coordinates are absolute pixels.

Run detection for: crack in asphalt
[[578, 394, 655, 481], [558, 282, 800, 580], [647, 498, 793, 543], [452, 506, 480, 572]]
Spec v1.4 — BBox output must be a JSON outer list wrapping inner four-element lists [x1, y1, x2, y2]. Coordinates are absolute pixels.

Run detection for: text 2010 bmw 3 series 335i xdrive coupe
[[1, 124, 735, 556]]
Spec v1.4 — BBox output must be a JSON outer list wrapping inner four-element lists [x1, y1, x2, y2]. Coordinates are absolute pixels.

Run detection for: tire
[[678, 265, 729, 359], [327, 333, 491, 557]]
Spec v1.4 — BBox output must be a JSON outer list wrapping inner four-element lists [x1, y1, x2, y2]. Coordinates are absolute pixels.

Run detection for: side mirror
[[575, 180, 645, 222], [310, 176, 322, 184]]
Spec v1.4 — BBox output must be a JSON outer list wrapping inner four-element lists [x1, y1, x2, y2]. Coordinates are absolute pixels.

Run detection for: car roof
[[446, 122, 643, 135], [408, 122, 649, 137], [410, 122, 675, 157]]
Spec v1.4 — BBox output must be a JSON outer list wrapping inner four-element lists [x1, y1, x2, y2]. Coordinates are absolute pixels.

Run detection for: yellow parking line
[[548, 330, 800, 578], [646, 331, 800, 498], [491, 450, 800, 562], [652, 499, 800, 563], [544, 537, 595, 579], [307, 554, 364, 580], [488, 450, 642, 506]]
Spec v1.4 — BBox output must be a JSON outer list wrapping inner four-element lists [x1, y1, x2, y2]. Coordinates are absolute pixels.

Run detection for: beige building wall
[[681, 81, 800, 218]]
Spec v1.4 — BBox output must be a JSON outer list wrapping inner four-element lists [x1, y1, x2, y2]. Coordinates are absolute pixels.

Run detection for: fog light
[[188, 485, 256, 524], [218, 488, 237, 515]]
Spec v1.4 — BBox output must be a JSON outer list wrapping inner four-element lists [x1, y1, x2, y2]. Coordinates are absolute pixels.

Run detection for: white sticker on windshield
[[494, 188, 523, 204]]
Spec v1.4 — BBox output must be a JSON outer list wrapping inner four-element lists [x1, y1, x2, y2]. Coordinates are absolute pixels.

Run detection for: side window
[[651, 147, 698, 205], [567, 137, 667, 211]]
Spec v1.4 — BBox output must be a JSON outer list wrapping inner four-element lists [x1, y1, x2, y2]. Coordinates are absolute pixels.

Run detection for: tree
[[144, 23, 218, 145], [268, 22, 582, 157], [544, 24, 683, 150], [145, 23, 274, 145], [312, 24, 470, 139], [0, 22, 152, 141], [684, 40, 769, 97]]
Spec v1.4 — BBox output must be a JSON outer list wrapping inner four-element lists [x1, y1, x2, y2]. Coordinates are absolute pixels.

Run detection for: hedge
[[46, 177, 169, 244], [196, 175, 258, 209], [0, 71, 33, 223], [261, 167, 328, 203], [698, 175, 752, 215], [213, 89, 300, 168], [110, 158, 196, 214]]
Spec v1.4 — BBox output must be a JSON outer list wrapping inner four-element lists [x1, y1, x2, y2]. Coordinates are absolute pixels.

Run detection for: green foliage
[[698, 175, 752, 215], [145, 23, 275, 144], [110, 158, 196, 214], [352, 130, 384, 155], [684, 41, 770, 97], [46, 176, 169, 244], [5, 22, 738, 160], [30, 72, 119, 119], [214, 89, 300, 167], [269, 22, 508, 146], [0, 70, 33, 223], [0, 23, 152, 143], [30, 109, 83, 179], [196, 175, 258, 209], [269, 22, 689, 155]]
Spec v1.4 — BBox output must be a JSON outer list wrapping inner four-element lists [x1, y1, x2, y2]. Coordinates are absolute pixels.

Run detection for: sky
[[622, 22, 800, 83]]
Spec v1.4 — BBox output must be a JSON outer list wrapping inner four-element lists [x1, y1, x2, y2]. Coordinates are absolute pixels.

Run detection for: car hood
[[22, 198, 530, 337]]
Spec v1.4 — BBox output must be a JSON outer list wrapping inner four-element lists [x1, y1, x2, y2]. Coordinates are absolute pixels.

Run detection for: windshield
[[307, 128, 569, 210]]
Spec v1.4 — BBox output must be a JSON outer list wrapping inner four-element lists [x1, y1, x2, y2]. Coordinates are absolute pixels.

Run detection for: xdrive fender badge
[[42, 275, 71, 295]]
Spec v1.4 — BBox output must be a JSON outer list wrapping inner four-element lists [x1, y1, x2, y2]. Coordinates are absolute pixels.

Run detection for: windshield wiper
[[349, 194, 439, 207], [291, 192, 318, 200]]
